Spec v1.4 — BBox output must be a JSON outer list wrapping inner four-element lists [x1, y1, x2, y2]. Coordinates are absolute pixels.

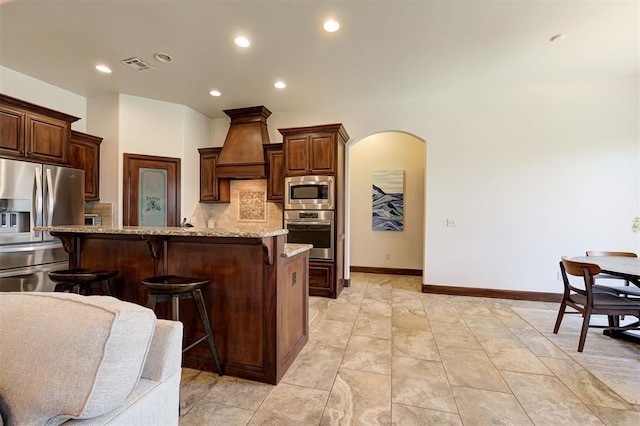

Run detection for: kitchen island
[[37, 225, 310, 385]]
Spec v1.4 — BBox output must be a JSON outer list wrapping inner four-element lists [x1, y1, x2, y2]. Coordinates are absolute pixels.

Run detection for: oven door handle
[[285, 221, 334, 226]]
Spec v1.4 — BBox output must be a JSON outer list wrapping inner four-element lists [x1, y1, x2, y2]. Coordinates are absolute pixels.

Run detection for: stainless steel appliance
[[284, 210, 334, 261], [0, 158, 84, 292], [84, 213, 102, 226], [284, 175, 334, 210]]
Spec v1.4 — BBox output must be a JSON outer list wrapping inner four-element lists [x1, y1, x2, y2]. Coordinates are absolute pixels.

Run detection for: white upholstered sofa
[[0, 292, 183, 426]]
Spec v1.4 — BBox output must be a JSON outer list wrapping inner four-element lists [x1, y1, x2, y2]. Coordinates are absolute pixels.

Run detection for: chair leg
[[192, 289, 223, 376], [171, 295, 180, 322], [146, 294, 159, 311], [553, 301, 567, 334], [578, 308, 592, 352], [98, 279, 112, 296]]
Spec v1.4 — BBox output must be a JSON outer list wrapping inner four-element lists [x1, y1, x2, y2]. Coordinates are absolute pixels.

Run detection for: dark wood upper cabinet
[[279, 124, 349, 177], [0, 94, 79, 165], [0, 105, 25, 156], [70, 130, 102, 201], [199, 147, 230, 203], [265, 143, 284, 202]]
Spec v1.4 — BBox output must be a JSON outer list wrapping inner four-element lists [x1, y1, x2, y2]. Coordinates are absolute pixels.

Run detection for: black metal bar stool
[[141, 275, 222, 376], [49, 269, 118, 296]]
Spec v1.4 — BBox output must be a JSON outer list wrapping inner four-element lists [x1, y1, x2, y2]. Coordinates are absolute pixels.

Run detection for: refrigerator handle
[[34, 167, 42, 237], [45, 168, 54, 226]]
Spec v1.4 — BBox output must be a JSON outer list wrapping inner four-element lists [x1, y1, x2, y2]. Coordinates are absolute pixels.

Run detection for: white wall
[[423, 78, 638, 293], [87, 93, 120, 220], [0, 66, 87, 131], [349, 132, 425, 270]]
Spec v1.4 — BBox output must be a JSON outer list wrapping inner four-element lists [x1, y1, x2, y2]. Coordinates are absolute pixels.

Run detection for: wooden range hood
[[216, 105, 271, 179]]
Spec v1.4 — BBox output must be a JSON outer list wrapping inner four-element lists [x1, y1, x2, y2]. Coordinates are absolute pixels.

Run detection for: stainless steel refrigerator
[[0, 158, 84, 292]]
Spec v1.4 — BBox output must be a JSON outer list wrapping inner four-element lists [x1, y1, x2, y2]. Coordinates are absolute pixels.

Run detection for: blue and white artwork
[[372, 170, 404, 231]]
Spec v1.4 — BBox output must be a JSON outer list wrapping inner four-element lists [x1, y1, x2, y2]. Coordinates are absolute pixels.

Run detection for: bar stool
[[141, 275, 222, 376], [49, 269, 118, 296]]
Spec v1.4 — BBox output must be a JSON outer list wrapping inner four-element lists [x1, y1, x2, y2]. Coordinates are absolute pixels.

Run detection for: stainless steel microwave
[[284, 176, 334, 210], [84, 214, 102, 226]]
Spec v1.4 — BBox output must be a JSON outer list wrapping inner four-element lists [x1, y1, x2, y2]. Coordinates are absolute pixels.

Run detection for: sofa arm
[[142, 320, 183, 382]]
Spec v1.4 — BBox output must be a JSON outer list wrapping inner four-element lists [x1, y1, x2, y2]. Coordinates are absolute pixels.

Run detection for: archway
[[345, 131, 426, 283]]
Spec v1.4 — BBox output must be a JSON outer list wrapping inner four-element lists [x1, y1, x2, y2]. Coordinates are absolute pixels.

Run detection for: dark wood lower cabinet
[[309, 261, 344, 299], [52, 231, 308, 385]]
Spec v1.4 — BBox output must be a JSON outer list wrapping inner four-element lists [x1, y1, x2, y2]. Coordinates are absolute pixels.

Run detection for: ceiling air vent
[[120, 57, 154, 71]]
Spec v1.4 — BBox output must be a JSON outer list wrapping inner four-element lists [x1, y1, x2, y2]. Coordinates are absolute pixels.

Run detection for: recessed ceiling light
[[209, 90, 221, 97], [323, 19, 340, 33], [550, 34, 566, 42], [153, 52, 173, 63], [234, 36, 250, 47], [274, 81, 286, 89], [95, 64, 112, 73]]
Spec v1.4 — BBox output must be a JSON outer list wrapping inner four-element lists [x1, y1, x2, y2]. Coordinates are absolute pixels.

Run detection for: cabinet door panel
[[309, 135, 334, 174], [200, 151, 217, 202], [199, 148, 230, 203], [284, 136, 308, 176], [0, 106, 25, 156], [309, 262, 334, 297], [26, 114, 69, 164], [266, 146, 284, 201], [281, 255, 307, 353], [70, 131, 102, 200]]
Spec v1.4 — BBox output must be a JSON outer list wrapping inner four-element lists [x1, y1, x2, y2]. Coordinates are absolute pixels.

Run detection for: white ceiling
[[0, 0, 637, 119]]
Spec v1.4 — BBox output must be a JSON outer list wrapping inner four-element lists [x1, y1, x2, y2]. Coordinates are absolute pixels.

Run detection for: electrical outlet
[[446, 219, 456, 227], [557, 271, 561, 281], [385, 253, 390, 260]]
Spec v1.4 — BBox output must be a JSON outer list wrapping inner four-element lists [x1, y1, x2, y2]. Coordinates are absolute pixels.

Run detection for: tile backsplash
[[190, 180, 283, 229], [85, 202, 113, 226]]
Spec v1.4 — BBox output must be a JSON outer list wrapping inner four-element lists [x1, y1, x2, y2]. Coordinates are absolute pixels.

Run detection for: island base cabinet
[[278, 253, 309, 374], [59, 232, 308, 385], [75, 236, 160, 303]]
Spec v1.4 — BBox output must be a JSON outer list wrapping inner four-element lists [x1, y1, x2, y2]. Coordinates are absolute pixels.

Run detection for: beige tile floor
[[178, 272, 640, 425]]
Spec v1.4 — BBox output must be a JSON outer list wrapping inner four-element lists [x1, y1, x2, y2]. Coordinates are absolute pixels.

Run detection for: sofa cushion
[[0, 292, 156, 425]]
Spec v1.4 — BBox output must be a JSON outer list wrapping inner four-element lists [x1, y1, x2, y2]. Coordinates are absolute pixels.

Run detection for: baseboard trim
[[421, 284, 562, 303], [350, 266, 422, 276]]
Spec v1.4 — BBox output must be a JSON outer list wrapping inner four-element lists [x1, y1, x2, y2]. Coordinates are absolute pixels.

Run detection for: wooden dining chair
[[553, 257, 640, 352], [586, 251, 640, 297]]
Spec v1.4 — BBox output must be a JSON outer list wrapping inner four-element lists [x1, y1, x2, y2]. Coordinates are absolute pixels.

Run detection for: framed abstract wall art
[[372, 170, 404, 231]]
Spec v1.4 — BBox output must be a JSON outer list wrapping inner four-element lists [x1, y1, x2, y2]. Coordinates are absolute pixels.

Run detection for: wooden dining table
[[572, 255, 640, 342], [571, 256, 640, 284]]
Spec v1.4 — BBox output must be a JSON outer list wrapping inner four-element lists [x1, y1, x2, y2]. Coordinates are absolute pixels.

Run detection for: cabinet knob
[[19, 150, 24, 155], [26, 151, 33, 156]]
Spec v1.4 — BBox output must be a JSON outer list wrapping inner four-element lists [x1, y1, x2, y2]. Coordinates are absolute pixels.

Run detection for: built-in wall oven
[[284, 210, 334, 261], [284, 175, 334, 210]]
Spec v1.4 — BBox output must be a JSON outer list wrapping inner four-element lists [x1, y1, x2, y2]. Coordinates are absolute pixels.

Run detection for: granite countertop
[[282, 243, 313, 258], [35, 225, 288, 238]]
